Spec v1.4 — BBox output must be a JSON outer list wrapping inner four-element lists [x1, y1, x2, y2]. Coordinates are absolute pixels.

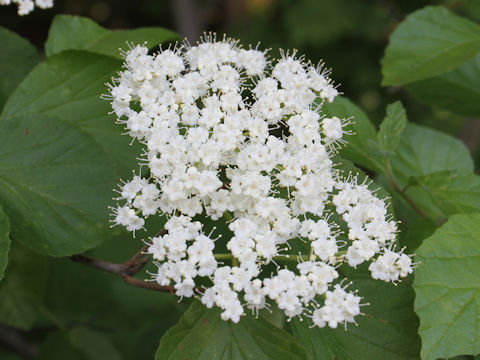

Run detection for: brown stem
[[219, 182, 230, 190], [458, 118, 480, 153], [0, 324, 37, 359], [70, 228, 174, 293], [123, 228, 167, 275], [70, 253, 174, 293]]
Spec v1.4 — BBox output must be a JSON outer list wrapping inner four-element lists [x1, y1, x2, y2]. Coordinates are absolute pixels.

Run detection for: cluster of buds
[[107, 35, 413, 328]]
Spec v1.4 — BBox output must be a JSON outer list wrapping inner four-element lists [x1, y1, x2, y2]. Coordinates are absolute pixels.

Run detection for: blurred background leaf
[[45, 15, 179, 58], [0, 113, 117, 256], [0, 206, 11, 281], [0, 242, 46, 330], [0, 26, 39, 112]]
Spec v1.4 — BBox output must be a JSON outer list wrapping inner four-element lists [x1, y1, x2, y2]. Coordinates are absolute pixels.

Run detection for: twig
[[69, 254, 173, 292], [123, 245, 149, 274], [0, 324, 37, 359], [123, 228, 167, 274], [458, 118, 480, 153], [70, 228, 174, 293]]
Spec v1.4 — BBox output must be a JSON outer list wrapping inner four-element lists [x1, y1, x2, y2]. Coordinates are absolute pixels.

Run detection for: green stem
[[336, 249, 347, 256], [214, 250, 348, 263], [223, 211, 234, 222], [384, 160, 426, 218], [272, 254, 311, 262], [214, 254, 233, 261]]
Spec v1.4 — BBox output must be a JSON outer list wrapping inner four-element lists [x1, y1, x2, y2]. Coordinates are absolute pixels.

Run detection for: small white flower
[[174, 277, 196, 299], [2, 0, 52, 15]]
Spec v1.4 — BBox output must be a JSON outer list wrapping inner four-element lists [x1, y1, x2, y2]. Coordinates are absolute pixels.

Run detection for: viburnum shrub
[[2, 5, 480, 360], [107, 36, 413, 327]]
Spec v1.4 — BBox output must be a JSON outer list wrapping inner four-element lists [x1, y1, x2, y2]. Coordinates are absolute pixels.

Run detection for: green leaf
[[43, 254, 184, 359], [0, 113, 116, 256], [400, 217, 437, 253], [390, 123, 473, 186], [1, 50, 138, 177], [38, 327, 122, 360], [70, 327, 122, 360], [44, 246, 176, 321], [0, 206, 10, 281], [382, 6, 480, 85], [414, 213, 480, 360], [0, 26, 39, 111], [322, 96, 384, 173], [377, 101, 407, 155], [155, 300, 309, 360], [406, 54, 480, 117], [414, 171, 480, 216], [0, 242, 46, 330], [291, 268, 420, 360], [388, 123, 473, 221], [45, 15, 179, 59]]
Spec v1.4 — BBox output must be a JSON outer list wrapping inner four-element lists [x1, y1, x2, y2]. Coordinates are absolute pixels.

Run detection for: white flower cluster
[[0, 0, 52, 15], [108, 35, 413, 328]]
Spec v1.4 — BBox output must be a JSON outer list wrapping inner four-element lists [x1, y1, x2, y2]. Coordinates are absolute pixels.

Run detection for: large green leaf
[[0, 206, 10, 281], [291, 268, 420, 360], [388, 123, 473, 221], [400, 217, 438, 253], [1, 50, 138, 177], [45, 15, 179, 59], [323, 96, 384, 173], [377, 101, 407, 156], [0, 26, 39, 111], [155, 300, 309, 360], [390, 123, 473, 186], [43, 229, 184, 358], [382, 6, 480, 86], [414, 214, 480, 360], [415, 171, 480, 216], [0, 242, 46, 330], [406, 54, 480, 117], [38, 327, 122, 360], [44, 220, 175, 320], [0, 113, 116, 256], [44, 254, 184, 359]]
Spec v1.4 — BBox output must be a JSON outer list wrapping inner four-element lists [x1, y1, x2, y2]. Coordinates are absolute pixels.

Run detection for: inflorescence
[[107, 34, 413, 328], [0, 0, 52, 15]]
